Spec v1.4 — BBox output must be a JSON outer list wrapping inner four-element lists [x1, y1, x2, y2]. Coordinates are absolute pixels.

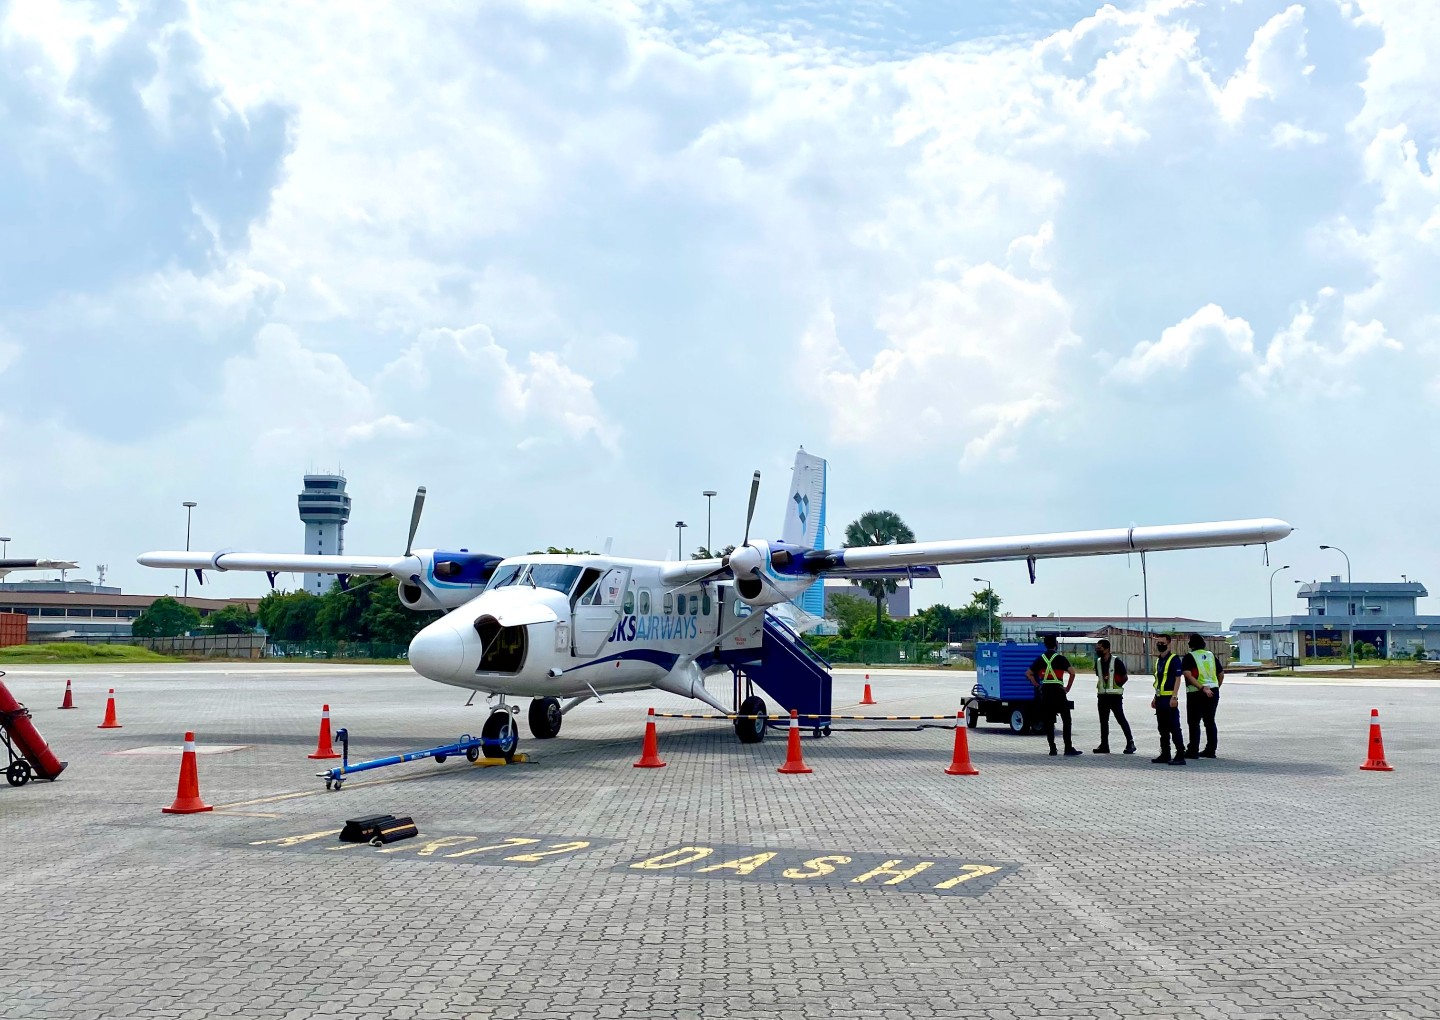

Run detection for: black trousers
[[1154, 698, 1185, 758], [1041, 684, 1073, 750], [1186, 687, 1220, 754], [1097, 693, 1133, 748]]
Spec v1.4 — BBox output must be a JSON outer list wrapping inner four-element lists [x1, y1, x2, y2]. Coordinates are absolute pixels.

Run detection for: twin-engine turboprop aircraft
[[139, 451, 1293, 761]]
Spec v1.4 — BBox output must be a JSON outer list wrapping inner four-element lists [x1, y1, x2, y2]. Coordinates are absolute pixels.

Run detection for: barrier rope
[[651, 712, 961, 722]]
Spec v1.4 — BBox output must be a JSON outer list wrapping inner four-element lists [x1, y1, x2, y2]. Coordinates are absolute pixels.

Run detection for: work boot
[[1048, 745, 1058, 757], [1184, 745, 1199, 759], [1169, 756, 1187, 766], [1198, 749, 1216, 759], [1123, 741, 1137, 754], [1151, 753, 1171, 764], [1064, 747, 1083, 757]]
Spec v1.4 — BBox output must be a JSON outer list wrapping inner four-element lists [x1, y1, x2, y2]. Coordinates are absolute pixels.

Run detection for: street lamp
[[702, 491, 717, 555], [1268, 564, 1291, 662], [182, 502, 198, 599], [1319, 544, 1355, 669], [675, 521, 687, 560], [1126, 593, 1140, 630], [973, 577, 993, 641], [0, 536, 9, 558]]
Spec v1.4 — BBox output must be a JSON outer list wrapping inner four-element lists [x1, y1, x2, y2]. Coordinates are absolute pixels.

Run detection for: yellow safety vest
[[1096, 657, 1123, 695], [1040, 654, 1065, 684], [1154, 653, 1179, 696], [1187, 648, 1219, 691]]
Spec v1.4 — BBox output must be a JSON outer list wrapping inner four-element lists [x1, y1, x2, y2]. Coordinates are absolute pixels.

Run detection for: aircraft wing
[[812, 518, 1292, 572], [137, 551, 405, 575]]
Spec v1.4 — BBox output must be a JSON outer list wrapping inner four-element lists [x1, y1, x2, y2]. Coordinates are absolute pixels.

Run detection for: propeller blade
[[741, 471, 760, 546], [405, 486, 427, 556]]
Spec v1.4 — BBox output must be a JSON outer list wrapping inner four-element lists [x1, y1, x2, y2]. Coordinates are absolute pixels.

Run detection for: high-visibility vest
[[1154, 654, 1179, 695], [1096, 657, 1123, 694], [1040, 654, 1065, 684], [1188, 648, 1219, 691]]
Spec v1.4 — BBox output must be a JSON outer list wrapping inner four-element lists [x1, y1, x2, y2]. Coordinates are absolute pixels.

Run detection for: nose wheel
[[482, 710, 519, 762]]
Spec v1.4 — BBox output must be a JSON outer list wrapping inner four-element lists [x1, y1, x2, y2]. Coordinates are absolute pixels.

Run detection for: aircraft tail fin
[[781, 448, 827, 619]]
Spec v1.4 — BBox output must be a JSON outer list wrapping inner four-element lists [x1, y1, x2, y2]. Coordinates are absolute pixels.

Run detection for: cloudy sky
[[1, 0, 1435, 625]]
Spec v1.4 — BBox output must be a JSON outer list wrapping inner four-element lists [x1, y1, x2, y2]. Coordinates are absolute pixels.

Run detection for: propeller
[[404, 486, 427, 557], [741, 471, 760, 547]]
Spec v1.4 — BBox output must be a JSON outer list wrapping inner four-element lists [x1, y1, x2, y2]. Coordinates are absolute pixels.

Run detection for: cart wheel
[[434, 754, 447, 764], [1009, 709, 1027, 734], [7, 760, 32, 787], [465, 745, 481, 763], [332, 780, 343, 792], [966, 705, 979, 729], [324, 779, 332, 791], [822, 726, 832, 737]]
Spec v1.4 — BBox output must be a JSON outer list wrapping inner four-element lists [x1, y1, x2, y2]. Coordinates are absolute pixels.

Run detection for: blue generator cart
[[967, 641, 1070, 734]]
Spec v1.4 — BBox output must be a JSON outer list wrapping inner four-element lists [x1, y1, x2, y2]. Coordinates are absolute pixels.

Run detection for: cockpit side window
[[488, 563, 524, 590]]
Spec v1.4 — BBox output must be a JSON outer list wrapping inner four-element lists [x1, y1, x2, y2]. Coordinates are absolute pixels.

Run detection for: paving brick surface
[[1, 664, 1436, 1019]]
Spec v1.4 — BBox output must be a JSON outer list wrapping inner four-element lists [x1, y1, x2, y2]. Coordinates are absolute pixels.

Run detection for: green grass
[[0, 643, 181, 664]]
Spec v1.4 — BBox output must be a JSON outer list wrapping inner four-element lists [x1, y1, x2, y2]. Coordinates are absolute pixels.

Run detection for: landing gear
[[528, 697, 563, 739], [735, 695, 767, 744], [483, 710, 519, 762]]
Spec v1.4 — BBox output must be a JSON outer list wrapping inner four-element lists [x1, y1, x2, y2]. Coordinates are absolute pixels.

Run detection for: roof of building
[[1232, 615, 1440, 630], [0, 592, 259, 611], [1297, 580, 1428, 598]]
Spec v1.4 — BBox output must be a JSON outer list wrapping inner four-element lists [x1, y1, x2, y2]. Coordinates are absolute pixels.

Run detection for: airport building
[[298, 473, 351, 596], [997, 615, 1225, 642], [0, 579, 258, 643], [1231, 577, 1440, 661], [824, 581, 912, 620]]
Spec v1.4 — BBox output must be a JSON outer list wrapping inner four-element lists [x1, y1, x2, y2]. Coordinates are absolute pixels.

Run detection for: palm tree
[[844, 510, 916, 628]]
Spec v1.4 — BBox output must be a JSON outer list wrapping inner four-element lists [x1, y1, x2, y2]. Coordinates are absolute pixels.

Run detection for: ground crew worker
[[1026, 635, 1081, 757], [1183, 632, 1223, 759], [1150, 634, 1187, 765], [1093, 638, 1136, 754]]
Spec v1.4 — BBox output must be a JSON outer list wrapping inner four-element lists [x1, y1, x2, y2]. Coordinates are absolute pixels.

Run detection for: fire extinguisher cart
[[0, 671, 68, 787]]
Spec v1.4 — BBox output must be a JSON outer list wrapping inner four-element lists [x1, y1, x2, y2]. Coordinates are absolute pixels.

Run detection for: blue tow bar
[[317, 727, 502, 791]]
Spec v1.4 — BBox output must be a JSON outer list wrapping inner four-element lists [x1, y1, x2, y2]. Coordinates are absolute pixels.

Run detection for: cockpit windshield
[[487, 562, 585, 596]]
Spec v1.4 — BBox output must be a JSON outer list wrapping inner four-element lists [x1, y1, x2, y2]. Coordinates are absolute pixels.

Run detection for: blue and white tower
[[298, 473, 352, 596]]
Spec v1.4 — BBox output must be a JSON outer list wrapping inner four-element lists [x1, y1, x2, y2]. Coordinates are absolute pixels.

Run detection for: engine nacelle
[[397, 550, 504, 611], [730, 541, 815, 608]]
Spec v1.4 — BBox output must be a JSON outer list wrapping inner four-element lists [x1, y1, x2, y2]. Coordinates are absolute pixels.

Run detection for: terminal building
[[298, 473, 352, 596], [1231, 577, 1440, 661], [0, 578, 258, 643]]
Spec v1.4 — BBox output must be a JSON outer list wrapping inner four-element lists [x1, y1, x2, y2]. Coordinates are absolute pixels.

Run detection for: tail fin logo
[[792, 492, 809, 529]]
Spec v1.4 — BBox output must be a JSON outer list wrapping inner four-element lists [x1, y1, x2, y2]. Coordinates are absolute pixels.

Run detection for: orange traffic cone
[[1360, 708, 1393, 772], [97, 688, 121, 729], [777, 709, 812, 774], [307, 704, 341, 760], [633, 707, 667, 768], [860, 674, 876, 705], [162, 732, 214, 814], [945, 710, 980, 775], [59, 678, 76, 710]]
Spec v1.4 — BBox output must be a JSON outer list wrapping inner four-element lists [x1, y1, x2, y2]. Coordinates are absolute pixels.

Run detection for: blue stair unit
[[722, 614, 833, 731]]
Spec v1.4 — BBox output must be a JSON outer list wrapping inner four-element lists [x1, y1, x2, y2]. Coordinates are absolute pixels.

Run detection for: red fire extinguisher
[[0, 673, 67, 784]]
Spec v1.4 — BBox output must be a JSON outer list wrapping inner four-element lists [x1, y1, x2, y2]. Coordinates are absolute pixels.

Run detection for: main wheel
[[528, 697, 563, 739], [735, 695, 767, 744], [483, 710, 519, 762], [1009, 709, 1028, 734], [6, 759, 32, 787], [966, 704, 979, 729]]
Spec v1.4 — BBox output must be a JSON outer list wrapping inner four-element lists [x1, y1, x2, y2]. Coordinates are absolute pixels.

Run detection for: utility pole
[[702, 491, 716, 555], [1320, 545, 1355, 669], [973, 577, 993, 641], [1268, 564, 1291, 661], [1141, 551, 1152, 675]]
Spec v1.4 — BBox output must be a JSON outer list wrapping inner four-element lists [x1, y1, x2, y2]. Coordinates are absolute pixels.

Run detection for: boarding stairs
[[721, 614, 833, 734]]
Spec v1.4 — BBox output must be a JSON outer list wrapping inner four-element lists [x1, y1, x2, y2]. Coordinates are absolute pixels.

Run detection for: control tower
[[298, 474, 352, 596]]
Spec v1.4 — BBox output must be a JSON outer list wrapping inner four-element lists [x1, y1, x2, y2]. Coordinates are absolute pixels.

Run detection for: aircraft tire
[[735, 695, 767, 744], [483, 711, 518, 762], [528, 697, 563, 739]]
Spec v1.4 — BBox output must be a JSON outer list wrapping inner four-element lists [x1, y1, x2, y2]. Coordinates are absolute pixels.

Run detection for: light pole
[[1126, 594, 1140, 649], [973, 577, 993, 641], [1319, 544, 1355, 668], [702, 491, 717, 555], [0, 536, 9, 558], [675, 521, 687, 560], [1268, 564, 1291, 661], [1141, 551, 1152, 675], [182, 501, 198, 599]]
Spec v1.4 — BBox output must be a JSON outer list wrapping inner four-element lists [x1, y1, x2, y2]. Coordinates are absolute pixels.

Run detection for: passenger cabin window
[[664, 593, 674, 614], [702, 592, 712, 615], [574, 568, 603, 606], [690, 595, 699, 616], [624, 588, 636, 614], [638, 590, 652, 615]]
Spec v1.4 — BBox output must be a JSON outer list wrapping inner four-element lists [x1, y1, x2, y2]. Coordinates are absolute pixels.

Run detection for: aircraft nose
[[408, 620, 465, 679]]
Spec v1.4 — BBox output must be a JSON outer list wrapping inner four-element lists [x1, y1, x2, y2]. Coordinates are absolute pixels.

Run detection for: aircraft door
[[573, 566, 631, 657]]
